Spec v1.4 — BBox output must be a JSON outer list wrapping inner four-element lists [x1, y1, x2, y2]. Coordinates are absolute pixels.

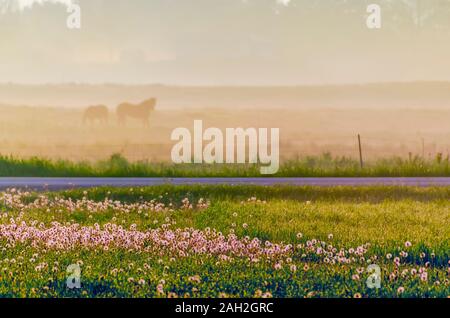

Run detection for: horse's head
[[141, 98, 157, 111]]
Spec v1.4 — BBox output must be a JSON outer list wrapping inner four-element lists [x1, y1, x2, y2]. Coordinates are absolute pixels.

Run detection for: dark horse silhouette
[[83, 105, 109, 124], [116, 98, 157, 126]]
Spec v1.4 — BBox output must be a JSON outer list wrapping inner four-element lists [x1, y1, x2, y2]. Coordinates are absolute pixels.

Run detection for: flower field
[[0, 185, 448, 298]]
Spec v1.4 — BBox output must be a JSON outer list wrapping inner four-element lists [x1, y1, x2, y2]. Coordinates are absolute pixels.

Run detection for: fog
[[1, 1, 450, 162], [0, 83, 450, 162]]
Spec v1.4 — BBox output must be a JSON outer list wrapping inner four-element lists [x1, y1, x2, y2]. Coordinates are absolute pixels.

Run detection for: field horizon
[[2, 81, 450, 109]]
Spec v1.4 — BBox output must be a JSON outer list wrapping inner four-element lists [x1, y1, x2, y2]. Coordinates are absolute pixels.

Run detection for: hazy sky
[[1, 0, 450, 85]]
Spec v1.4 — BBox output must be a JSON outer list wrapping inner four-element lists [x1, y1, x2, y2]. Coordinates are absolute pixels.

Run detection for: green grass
[[2, 152, 450, 177], [0, 185, 449, 298]]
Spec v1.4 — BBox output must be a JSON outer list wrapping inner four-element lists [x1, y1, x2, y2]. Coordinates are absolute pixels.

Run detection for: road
[[0, 177, 450, 190]]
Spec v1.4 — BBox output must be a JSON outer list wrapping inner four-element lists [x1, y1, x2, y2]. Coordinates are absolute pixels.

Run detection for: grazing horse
[[116, 98, 157, 126], [83, 105, 109, 125]]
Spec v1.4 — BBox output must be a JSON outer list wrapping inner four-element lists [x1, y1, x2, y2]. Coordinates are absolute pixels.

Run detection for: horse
[[83, 105, 109, 125], [116, 98, 157, 126]]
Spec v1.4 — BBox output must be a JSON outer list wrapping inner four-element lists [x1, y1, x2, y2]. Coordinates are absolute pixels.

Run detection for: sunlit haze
[[1, 0, 450, 85]]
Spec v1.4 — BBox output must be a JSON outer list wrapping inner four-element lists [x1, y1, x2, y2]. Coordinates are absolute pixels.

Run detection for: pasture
[[0, 185, 448, 298], [1, 104, 450, 164]]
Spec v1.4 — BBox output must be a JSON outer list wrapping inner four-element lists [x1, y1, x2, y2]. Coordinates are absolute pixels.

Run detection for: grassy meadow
[[1, 104, 450, 163], [0, 185, 448, 298], [1, 103, 450, 177], [2, 153, 450, 177]]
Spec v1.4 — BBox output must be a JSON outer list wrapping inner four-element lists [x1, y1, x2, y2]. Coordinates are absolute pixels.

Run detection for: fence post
[[358, 134, 364, 169], [422, 138, 425, 159]]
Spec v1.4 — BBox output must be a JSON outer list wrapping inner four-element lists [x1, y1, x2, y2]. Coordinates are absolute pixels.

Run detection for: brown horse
[[83, 105, 109, 125], [116, 98, 157, 126]]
